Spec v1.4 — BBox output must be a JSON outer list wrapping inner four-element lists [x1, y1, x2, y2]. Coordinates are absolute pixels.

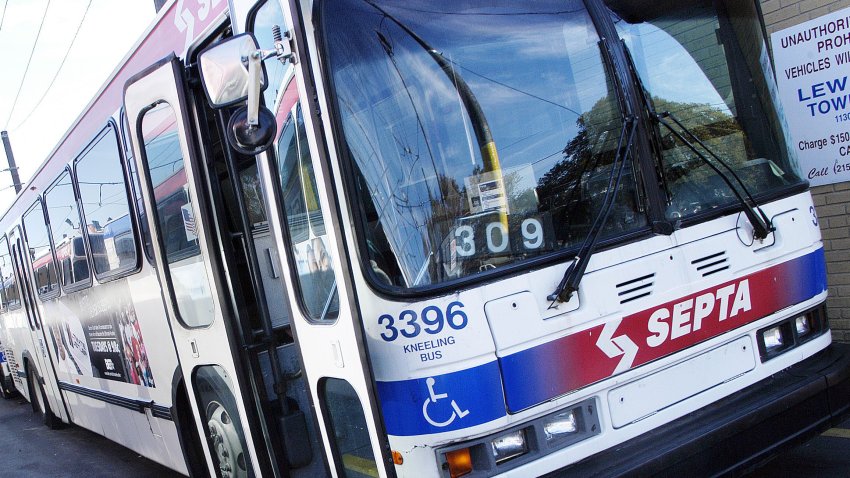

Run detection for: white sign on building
[[772, 8, 850, 186]]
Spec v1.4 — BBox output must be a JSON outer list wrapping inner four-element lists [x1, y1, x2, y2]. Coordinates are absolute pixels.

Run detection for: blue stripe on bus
[[376, 361, 506, 436]]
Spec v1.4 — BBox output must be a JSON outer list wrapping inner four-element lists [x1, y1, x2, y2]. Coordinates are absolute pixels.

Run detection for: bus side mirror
[[198, 31, 295, 155], [198, 33, 266, 108]]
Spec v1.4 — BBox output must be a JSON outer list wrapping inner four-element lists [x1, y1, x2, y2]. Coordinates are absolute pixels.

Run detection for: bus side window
[[0, 237, 9, 311], [44, 169, 91, 290], [0, 237, 20, 310], [22, 200, 60, 299], [121, 111, 154, 262], [277, 104, 339, 321], [76, 124, 139, 279]]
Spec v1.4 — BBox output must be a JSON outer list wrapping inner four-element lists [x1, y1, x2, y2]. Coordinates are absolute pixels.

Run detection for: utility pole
[[1, 131, 23, 194]]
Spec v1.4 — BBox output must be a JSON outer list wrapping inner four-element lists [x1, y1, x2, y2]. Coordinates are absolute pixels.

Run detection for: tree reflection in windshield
[[605, 0, 800, 219], [321, 0, 646, 289]]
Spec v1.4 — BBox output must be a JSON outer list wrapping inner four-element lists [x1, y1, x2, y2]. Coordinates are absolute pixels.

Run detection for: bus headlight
[[490, 429, 528, 464], [762, 325, 785, 351], [758, 306, 827, 362], [795, 316, 812, 337], [437, 398, 600, 476], [544, 410, 578, 443]]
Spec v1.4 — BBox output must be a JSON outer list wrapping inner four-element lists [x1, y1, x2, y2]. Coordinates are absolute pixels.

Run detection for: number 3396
[[378, 301, 468, 342]]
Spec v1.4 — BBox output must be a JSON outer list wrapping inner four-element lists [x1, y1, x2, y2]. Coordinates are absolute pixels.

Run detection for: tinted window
[[143, 108, 200, 262], [122, 111, 154, 261], [45, 170, 90, 289], [277, 105, 339, 320], [140, 102, 215, 328], [76, 127, 138, 277], [0, 237, 16, 310], [321, 378, 377, 478], [23, 201, 59, 298]]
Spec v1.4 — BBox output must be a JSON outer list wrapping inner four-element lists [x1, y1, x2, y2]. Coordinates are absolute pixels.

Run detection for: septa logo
[[646, 279, 751, 348], [497, 249, 824, 412], [596, 318, 639, 373]]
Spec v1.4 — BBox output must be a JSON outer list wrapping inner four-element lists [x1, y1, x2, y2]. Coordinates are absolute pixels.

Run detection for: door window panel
[[23, 201, 59, 298], [321, 378, 378, 478], [139, 102, 214, 327], [277, 105, 339, 321], [76, 126, 138, 277], [44, 170, 90, 289], [251, 0, 290, 111]]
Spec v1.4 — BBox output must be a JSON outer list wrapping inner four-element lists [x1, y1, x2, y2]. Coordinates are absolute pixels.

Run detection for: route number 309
[[378, 301, 468, 342], [455, 217, 544, 256]]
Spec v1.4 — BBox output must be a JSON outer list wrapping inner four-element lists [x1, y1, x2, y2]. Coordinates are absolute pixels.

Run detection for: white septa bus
[[0, 0, 848, 477]]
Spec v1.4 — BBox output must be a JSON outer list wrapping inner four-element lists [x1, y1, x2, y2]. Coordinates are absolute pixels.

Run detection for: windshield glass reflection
[[605, 0, 801, 220], [321, 0, 647, 289]]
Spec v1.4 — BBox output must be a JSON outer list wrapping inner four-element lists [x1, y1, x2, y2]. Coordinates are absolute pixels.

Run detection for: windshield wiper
[[655, 111, 774, 240], [548, 115, 637, 305], [620, 42, 773, 240]]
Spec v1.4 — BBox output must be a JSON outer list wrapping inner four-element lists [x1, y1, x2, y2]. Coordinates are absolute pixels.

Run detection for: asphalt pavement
[[0, 393, 183, 477], [746, 418, 850, 477]]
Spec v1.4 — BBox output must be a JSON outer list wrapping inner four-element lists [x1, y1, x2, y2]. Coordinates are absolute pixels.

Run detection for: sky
[[0, 0, 156, 213]]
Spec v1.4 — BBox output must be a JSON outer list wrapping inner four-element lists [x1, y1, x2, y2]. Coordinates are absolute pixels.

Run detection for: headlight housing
[[438, 398, 599, 477], [757, 306, 827, 361]]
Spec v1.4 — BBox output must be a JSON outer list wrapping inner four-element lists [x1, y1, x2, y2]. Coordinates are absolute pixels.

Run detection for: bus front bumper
[[548, 342, 850, 477]]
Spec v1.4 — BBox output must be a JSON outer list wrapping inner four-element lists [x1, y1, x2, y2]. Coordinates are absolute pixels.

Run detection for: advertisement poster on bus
[[49, 282, 155, 387], [772, 7, 850, 186]]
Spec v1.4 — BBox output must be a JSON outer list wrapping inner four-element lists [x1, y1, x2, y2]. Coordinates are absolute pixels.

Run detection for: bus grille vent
[[692, 251, 730, 277], [616, 273, 654, 304]]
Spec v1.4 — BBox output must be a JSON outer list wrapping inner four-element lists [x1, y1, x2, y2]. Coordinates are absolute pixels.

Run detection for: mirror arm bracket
[[246, 51, 264, 127], [242, 30, 297, 127], [272, 26, 297, 66]]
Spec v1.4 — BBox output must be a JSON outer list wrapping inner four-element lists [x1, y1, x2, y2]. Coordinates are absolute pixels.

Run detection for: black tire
[[27, 366, 61, 429], [0, 372, 14, 399], [0, 373, 9, 399]]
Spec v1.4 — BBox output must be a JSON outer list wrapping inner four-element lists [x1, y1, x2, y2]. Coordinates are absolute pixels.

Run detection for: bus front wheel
[[206, 399, 247, 478]]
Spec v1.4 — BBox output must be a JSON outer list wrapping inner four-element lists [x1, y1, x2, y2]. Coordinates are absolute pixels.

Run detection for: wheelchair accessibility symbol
[[422, 377, 469, 428]]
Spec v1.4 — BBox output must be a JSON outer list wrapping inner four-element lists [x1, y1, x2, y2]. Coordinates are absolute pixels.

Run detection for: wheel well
[[174, 378, 209, 478], [22, 357, 32, 396]]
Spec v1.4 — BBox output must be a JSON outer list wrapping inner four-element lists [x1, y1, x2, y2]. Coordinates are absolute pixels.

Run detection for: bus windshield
[[604, 0, 802, 221], [319, 0, 801, 291]]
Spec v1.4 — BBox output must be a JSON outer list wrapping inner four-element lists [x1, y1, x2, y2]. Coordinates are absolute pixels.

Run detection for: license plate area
[[608, 336, 755, 428]]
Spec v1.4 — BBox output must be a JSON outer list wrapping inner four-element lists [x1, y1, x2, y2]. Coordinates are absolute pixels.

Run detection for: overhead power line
[[0, 0, 8, 32], [10, 0, 93, 131], [2, 0, 52, 130]]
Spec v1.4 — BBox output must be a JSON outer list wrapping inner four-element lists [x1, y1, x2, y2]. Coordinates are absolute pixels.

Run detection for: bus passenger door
[[9, 227, 66, 424], [224, 0, 395, 474], [123, 56, 264, 477], [260, 100, 395, 478]]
